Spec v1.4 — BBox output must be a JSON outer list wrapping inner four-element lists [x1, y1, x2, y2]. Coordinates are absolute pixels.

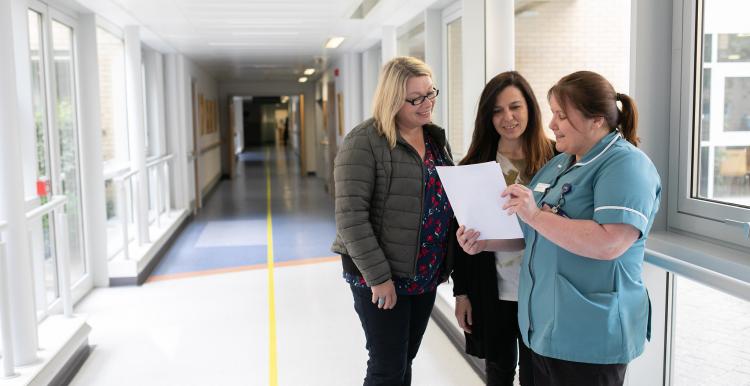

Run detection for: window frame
[[669, 0, 750, 249]]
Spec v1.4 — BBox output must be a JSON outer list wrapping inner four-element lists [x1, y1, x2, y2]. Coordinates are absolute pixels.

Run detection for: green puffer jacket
[[331, 118, 455, 286]]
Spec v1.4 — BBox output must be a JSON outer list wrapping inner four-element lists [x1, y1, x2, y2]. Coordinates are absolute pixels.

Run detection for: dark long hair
[[548, 70, 639, 146], [460, 71, 555, 178]]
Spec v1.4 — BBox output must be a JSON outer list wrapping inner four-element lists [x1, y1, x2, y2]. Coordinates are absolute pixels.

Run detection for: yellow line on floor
[[266, 149, 278, 386]]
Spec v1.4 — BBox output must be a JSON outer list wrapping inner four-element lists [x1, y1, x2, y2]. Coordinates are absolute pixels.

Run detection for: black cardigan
[[450, 218, 505, 360]]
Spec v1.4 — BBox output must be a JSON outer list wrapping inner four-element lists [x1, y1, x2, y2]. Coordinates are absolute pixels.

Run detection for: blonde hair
[[371, 57, 434, 148]]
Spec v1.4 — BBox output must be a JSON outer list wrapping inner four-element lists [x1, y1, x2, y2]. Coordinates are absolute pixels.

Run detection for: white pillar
[[342, 52, 362, 135], [381, 25, 397, 64], [77, 14, 109, 287], [462, 0, 486, 155], [124, 26, 150, 244], [164, 54, 188, 210], [486, 0, 515, 78], [145, 50, 167, 157], [361, 45, 381, 118], [11, 0, 36, 198], [0, 0, 39, 365], [424, 9, 443, 127]]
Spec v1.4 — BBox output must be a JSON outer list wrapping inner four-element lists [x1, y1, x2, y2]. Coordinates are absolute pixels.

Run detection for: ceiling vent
[[349, 0, 380, 19]]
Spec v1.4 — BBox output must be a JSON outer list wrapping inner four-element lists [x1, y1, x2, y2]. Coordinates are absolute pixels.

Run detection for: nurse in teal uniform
[[502, 71, 661, 385]]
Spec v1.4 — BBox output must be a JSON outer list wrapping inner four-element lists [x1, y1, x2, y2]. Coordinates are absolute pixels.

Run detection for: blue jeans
[[350, 284, 437, 386]]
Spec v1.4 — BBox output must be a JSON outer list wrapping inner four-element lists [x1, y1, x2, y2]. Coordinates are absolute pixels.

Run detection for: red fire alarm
[[334, 68, 340, 77], [36, 177, 49, 197]]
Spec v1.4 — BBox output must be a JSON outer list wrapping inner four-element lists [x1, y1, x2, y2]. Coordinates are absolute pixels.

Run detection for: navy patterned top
[[344, 132, 454, 295]]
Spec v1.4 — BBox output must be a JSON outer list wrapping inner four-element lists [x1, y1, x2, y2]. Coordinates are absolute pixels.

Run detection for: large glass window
[[51, 19, 86, 284], [676, 0, 750, 242], [96, 27, 129, 165], [26, 7, 88, 316]]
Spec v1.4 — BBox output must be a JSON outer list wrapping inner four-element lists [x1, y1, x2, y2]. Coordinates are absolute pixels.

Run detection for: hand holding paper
[[436, 162, 523, 240]]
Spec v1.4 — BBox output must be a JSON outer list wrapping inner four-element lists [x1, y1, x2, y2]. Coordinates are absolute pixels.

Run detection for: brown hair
[[372, 57, 433, 149], [548, 70, 639, 146], [461, 71, 554, 178]]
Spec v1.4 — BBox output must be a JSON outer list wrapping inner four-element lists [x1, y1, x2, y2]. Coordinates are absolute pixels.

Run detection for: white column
[[361, 45, 381, 119], [485, 0, 515, 78], [77, 14, 109, 286], [11, 0, 36, 198], [462, 0, 486, 155], [343, 52, 362, 135], [164, 54, 187, 210], [381, 25, 397, 64], [145, 50, 167, 157], [124, 26, 150, 244], [424, 9, 443, 127], [0, 0, 39, 365]]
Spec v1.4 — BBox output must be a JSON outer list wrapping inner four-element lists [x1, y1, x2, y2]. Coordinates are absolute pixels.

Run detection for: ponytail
[[616, 92, 639, 146]]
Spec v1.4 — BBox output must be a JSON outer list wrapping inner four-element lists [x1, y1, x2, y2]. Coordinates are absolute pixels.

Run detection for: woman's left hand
[[502, 184, 541, 223]]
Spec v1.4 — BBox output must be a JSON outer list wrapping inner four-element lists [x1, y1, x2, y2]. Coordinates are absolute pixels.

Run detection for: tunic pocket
[[553, 274, 623, 361]]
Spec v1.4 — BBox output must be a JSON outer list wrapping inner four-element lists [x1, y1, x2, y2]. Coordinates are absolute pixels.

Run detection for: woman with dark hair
[[494, 71, 661, 385], [451, 71, 555, 386]]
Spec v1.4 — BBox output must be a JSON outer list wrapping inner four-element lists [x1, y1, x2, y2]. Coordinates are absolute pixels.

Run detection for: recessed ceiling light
[[303, 68, 315, 75], [325, 37, 345, 49], [298, 77, 308, 83]]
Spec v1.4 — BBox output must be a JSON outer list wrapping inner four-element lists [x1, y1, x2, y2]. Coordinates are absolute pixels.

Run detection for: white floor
[[70, 261, 483, 386]]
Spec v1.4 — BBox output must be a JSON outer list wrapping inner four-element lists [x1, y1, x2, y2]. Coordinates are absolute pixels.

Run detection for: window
[[672, 0, 750, 245], [96, 27, 129, 166], [26, 5, 87, 317]]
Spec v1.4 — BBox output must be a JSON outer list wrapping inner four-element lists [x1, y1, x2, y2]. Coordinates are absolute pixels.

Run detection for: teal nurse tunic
[[518, 130, 661, 365]]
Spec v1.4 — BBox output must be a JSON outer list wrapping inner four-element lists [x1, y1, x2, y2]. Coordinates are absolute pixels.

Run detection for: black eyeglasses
[[405, 89, 439, 106]]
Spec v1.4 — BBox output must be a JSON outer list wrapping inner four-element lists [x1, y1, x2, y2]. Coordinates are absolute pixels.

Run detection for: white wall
[[184, 59, 222, 198]]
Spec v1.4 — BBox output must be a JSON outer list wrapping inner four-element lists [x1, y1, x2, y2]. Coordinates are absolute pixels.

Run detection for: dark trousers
[[485, 300, 534, 386], [350, 285, 437, 386], [529, 349, 627, 386]]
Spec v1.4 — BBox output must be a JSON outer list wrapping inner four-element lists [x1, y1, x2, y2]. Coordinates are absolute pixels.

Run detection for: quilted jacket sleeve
[[334, 131, 391, 286]]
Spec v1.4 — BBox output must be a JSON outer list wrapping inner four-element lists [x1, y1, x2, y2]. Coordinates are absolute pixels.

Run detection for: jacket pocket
[[553, 274, 623, 360]]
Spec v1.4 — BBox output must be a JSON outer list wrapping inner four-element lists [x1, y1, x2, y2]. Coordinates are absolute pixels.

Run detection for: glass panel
[[96, 27, 129, 164], [28, 10, 52, 203], [104, 179, 123, 258], [446, 17, 463, 158], [672, 275, 750, 385], [700, 69, 711, 140], [51, 20, 86, 283], [694, 1, 750, 207], [28, 214, 58, 313], [723, 77, 750, 132], [717, 33, 750, 62]]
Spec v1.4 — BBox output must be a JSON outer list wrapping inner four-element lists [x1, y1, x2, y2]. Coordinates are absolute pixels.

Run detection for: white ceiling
[[84, 0, 445, 81]]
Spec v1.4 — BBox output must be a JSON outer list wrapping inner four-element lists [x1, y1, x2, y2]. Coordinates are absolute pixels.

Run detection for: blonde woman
[[331, 56, 455, 385]]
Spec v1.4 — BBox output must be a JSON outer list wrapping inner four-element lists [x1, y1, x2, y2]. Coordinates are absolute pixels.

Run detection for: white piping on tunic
[[574, 133, 622, 167], [594, 205, 648, 224]]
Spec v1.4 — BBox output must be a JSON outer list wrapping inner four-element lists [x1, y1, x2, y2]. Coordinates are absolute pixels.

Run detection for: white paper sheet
[[436, 161, 523, 240]]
